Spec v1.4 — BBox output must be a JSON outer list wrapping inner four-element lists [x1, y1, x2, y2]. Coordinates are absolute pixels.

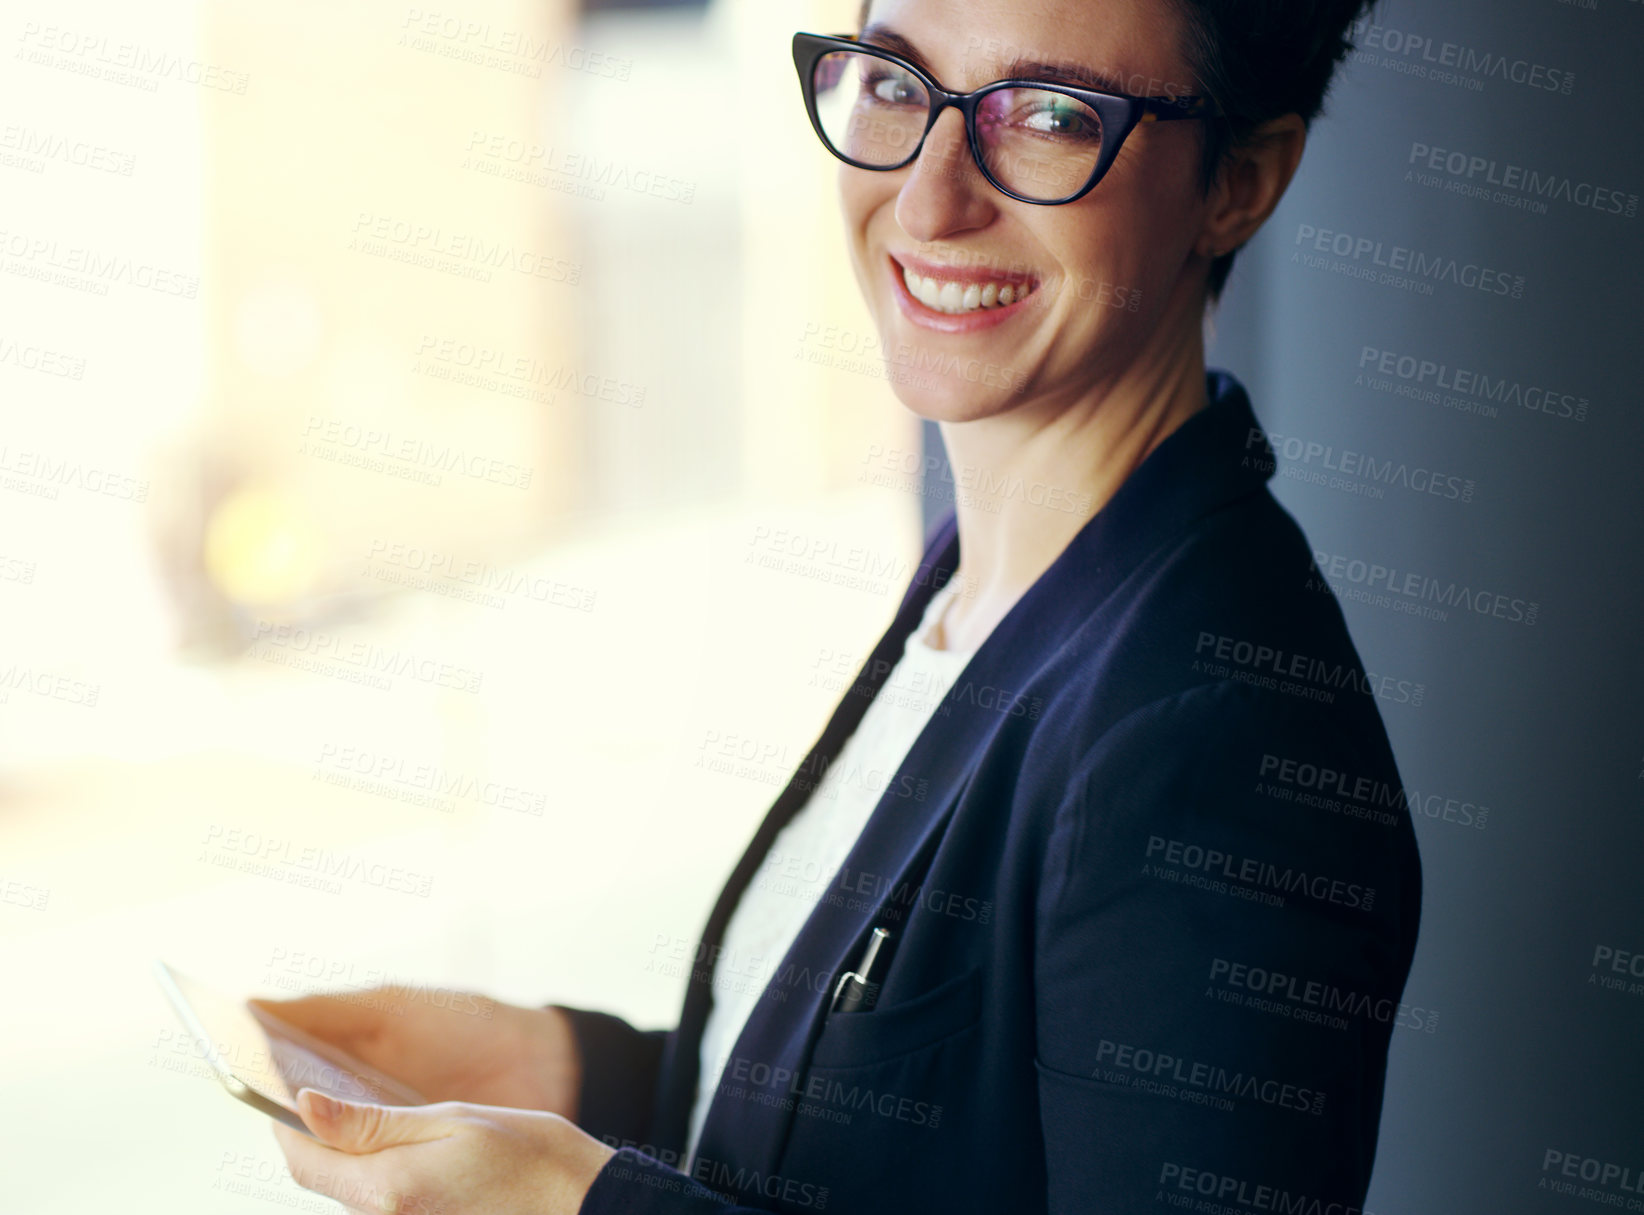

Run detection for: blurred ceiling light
[[203, 484, 322, 605]]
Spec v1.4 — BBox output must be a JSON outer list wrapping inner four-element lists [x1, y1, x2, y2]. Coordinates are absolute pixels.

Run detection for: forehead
[[858, 0, 1191, 94]]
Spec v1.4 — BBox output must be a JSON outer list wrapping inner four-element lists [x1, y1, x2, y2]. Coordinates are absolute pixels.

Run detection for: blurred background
[[2, 0, 925, 1207], [1, 0, 1640, 1211]]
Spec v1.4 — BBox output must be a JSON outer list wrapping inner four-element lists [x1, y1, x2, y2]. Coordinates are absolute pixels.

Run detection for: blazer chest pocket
[[810, 965, 984, 1069]]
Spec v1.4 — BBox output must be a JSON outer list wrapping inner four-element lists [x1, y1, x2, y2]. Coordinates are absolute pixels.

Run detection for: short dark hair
[[849, 0, 1378, 303], [1170, 0, 1380, 300]]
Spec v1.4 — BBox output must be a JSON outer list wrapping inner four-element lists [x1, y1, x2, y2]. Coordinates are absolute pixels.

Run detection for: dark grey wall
[[925, 1, 1644, 1208]]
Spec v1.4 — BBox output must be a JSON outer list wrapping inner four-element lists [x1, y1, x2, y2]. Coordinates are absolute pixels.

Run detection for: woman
[[269, 0, 1422, 1210]]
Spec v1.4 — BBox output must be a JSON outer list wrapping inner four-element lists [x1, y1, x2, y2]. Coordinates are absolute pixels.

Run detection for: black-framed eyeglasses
[[792, 32, 1220, 206]]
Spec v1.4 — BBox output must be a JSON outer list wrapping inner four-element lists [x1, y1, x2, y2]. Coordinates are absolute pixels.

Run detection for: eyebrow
[[857, 23, 1131, 94]]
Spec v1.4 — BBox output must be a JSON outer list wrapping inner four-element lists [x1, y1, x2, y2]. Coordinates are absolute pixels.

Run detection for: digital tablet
[[153, 959, 426, 1134]]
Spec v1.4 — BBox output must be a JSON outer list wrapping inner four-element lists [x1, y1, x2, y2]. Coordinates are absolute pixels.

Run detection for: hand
[[252, 986, 582, 1118], [272, 1088, 616, 1215]]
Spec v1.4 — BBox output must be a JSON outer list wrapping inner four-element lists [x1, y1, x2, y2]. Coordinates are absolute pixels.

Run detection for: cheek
[[1060, 144, 1203, 292], [837, 168, 898, 298], [1072, 200, 1198, 312], [1036, 216, 1177, 358], [837, 164, 882, 234], [1053, 213, 1152, 309], [1131, 146, 1208, 263]]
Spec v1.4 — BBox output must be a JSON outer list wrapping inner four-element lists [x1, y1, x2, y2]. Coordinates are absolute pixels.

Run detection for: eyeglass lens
[[812, 49, 1105, 201]]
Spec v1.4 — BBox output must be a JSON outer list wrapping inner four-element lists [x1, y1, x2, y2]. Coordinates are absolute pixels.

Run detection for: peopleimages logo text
[[1293, 224, 1524, 299], [1358, 346, 1588, 422], [1407, 142, 1637, 218], [1249, 427, 1475, 503], [1093, 1039, 1327, 1115], [1195, 630, 1425, 707], [1351, 20, 1575, 94], [1146, 836, 1375, 911]]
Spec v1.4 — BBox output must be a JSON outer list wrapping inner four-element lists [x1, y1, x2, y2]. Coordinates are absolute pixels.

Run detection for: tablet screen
[[156, 961, 425, 1112]]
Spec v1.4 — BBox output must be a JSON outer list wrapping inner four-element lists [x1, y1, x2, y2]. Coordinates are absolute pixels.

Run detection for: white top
[[683, 576, 976, 1167]]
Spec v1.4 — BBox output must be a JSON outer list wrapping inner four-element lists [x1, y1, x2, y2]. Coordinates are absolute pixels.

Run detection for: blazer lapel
[[650, 531, 963, 1153], [654, 372, 1277, 1172], [688, 732, 976, 1183]]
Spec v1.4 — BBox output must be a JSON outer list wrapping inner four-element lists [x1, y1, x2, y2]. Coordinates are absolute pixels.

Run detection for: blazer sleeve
[[1032, 679, 1422, 1212], [552, 1004, 672, 1149]]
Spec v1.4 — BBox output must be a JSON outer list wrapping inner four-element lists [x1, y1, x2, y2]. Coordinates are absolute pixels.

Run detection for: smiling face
[[837, 0, 1216, 423]]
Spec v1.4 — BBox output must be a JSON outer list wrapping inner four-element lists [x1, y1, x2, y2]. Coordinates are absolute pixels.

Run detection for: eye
[[1020, 98, 1098, 139], [862, 66, 923, 106]]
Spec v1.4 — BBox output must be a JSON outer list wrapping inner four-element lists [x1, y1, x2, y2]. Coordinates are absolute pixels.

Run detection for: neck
[[933, 310, 1210, 650]]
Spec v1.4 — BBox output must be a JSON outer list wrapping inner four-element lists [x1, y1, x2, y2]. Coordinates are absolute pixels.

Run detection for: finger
[[271, 1117, 406, 1213], [296, 1088, 455, 1154]]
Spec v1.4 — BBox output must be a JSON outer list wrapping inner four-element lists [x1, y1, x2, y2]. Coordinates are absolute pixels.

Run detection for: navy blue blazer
[[561, 369, 1423, 1214]]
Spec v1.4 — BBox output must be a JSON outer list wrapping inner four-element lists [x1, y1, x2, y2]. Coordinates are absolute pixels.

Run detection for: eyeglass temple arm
[[1139, 95, 1219, 122]]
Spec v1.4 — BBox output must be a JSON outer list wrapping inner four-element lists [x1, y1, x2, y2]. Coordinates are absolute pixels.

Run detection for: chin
[[884, 375, 1031, 424], [868, 314, 1042, 427]]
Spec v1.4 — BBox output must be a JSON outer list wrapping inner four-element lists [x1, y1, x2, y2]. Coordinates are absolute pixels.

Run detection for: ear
[[1195, 114, 1308, 261]]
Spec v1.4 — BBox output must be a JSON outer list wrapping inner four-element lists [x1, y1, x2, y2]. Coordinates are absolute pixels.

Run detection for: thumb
[[296, 1089, 448, 1153]]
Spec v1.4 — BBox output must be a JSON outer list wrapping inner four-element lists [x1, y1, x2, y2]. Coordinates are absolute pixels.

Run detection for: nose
[[893, 106, 998, 245]]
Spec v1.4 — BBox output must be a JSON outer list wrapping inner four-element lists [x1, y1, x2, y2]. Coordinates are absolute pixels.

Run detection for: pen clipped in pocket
[[830, 926, 895, 1014], [813, 964, 984, 1067]]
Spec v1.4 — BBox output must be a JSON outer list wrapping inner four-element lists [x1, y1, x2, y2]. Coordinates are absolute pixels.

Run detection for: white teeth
[[900, 264, 1034, 314]]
